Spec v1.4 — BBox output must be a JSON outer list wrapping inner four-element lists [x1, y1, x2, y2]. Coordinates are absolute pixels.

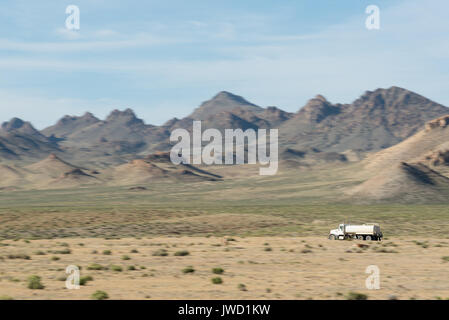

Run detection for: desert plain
[[1, 163, 449, 300]]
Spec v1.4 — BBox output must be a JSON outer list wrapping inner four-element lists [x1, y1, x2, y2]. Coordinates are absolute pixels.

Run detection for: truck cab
[[329, 224, 345, 240]]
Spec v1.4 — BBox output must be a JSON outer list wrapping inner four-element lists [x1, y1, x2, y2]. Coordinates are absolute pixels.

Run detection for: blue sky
[[0, 0, 448, 129]]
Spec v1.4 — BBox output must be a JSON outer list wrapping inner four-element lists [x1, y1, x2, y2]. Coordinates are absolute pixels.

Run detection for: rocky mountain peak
[[58, 112, 99, 125], [212, 91, 255, 105], [106, 108, 143, 125], [1, 117, 25, 131], [81, 112, 98, 120], [1, 117, 43, 137], [189, 91, 263, 120], [313, 94, 327, 102], [297, 95, 340, 123]]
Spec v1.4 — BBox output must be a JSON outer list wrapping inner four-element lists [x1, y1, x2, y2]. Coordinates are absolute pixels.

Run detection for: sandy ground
[[0, 236, 448, 300]]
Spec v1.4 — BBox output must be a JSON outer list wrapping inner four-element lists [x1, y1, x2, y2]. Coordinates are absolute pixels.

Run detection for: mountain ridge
[[1, 86, 448, 166]]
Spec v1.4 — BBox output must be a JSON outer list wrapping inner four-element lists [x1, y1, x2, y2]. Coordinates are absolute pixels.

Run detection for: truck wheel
[[357, 235, 364, 240], [366, 235, 372, 241], [328, 235, 336, 240]]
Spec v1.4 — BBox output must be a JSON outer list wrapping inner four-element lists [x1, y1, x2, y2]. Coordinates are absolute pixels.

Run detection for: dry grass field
[[1, 236, 449, 300], [1, 165, 449, 300]]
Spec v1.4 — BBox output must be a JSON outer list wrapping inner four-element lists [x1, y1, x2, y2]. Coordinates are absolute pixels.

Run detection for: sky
[[0, 0, 448, 129]]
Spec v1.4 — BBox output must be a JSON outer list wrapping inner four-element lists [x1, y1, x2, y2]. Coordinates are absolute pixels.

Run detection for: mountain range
[[1, 86, 447, 167], [2, 86, 449, 200]]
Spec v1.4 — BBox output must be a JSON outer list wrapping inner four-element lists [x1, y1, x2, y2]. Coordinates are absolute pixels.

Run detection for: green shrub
[[91, 290, 109, 300], [80, 275, 93, 286], [152, 249, 168, 256], [264, 247, 272, 252], [211, 277, 223, 284], [212, 267, 224, 274], [442, 256, 449, 262], [238, 283, 247, 291], [127, 265, 136, 271], [103, 250, 112, 255], [174, 250, 190, 256], [51, 256, 60, 261], [0, 295, 13, 300], [212, 268, 224, 274], [375, 248, 398, 253], [182, 266, 195, 274], [130, 249, 139, 253], [110, 265, 123, 272], [346, 292, 368, 300], [7, 254, 30, 260], [34, 251, 46, 255], [87, 263, 105, 270], [50, 249, 71, 254], [27, 275, 44, 290]]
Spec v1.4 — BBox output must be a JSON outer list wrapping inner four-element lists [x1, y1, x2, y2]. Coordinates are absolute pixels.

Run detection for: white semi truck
[[328, 223, 383, 241]]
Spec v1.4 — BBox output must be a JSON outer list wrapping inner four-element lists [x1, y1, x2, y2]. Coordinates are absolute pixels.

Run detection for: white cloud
[[93, 29, 120, 38], [188, 20, 208, 28], [55, 27, 82, 40], [0, 32, 187, 53]]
